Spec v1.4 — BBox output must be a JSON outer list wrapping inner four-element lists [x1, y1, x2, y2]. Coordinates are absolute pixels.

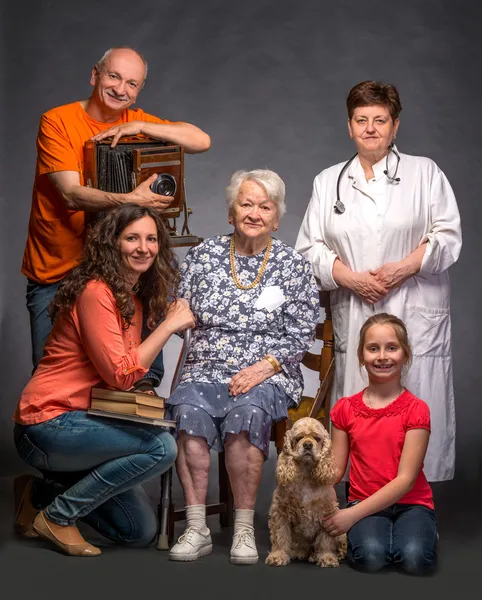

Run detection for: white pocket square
[[254, 285, 286, 313]]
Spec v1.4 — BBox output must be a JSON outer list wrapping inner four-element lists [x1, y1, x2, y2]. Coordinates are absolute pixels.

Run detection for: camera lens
[[150, 173, 177, 196]]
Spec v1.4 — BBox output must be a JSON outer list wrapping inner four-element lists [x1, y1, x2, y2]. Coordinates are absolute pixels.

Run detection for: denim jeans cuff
[[44, 508, 75, 527]]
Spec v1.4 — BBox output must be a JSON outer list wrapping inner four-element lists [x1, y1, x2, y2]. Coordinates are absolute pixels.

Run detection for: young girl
[[323, 313, 437, 574]]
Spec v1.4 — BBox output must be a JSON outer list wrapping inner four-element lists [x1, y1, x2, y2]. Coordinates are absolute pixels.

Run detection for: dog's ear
[[276, 451, 298, 487], [276, 429, 297, 487], [282, 427, 294, 455], [312, 431, 338, 485]]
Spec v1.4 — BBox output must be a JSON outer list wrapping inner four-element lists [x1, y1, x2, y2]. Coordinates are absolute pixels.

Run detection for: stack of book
[[88, 387, 176, 427]]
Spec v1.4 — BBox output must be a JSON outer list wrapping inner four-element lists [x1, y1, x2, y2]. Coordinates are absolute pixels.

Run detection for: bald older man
[[22, 47, 210, 387]]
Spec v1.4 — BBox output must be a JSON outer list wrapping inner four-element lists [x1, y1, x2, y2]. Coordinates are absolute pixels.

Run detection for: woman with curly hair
[[13, 204, 194, 557]]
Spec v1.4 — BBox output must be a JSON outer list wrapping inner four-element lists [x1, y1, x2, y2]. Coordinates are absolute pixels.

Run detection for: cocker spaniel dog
[[266, 417, 347, 567]]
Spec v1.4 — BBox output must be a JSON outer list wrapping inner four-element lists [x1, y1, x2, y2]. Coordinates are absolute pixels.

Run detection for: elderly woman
[[296, 81, 462, 483], [167, 169, 319, 564]]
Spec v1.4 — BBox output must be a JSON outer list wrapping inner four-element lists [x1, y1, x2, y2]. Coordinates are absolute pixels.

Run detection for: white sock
[[185, 504, 208, 533], [234, 508, 255, 533]]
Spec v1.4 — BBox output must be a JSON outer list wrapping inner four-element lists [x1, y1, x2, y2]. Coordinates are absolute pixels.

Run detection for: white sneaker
[[229, 527, 259, 565], [169, 527, 213, 562]]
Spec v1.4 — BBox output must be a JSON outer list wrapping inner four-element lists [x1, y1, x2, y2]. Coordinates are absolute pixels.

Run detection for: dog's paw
[[314, 552, 340, 568], [336, 534, 348, 560], [266, 551, 291, 567]]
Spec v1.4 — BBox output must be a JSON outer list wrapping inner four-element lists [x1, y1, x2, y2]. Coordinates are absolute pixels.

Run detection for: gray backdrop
[[1, 0, 480, 490]]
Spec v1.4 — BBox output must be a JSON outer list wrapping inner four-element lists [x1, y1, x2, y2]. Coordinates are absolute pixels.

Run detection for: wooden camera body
[[84, 137, 202, 247]]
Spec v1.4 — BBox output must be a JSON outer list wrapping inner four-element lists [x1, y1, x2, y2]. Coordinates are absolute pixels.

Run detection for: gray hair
[[226, 169, 286, 218], [95, 47, 148, 82]]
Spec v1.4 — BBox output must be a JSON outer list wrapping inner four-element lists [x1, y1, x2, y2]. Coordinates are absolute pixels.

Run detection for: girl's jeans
[[346, 501, 438, 575]]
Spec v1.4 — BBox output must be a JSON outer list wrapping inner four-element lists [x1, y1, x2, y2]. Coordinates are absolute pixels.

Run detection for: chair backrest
[[170, 328, 192, 394], [286, 291, 334, 430], [303, 291, 335, 421]]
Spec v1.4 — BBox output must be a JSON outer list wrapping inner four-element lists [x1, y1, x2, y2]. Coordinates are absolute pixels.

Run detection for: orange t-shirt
[[14, 280, 148, 425], [21, 102, 171, 284]]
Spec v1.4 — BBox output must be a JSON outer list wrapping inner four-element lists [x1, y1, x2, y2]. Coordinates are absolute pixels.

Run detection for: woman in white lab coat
[[296, 81, 462, 482]]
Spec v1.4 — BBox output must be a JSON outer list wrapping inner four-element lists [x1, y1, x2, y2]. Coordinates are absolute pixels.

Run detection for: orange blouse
[[14, 280, 148, 425]]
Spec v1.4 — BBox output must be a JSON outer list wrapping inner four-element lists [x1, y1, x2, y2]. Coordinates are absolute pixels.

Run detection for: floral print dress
[[166, 235, 319, 454]]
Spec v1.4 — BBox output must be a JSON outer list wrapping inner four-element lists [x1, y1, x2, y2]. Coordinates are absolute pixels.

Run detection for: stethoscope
[[334, 143, 401, 214]]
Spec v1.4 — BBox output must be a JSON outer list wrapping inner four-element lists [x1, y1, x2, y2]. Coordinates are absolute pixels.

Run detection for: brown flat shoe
[[33, 511, 102, 557], [132, 378, 159, 396], [14, 474, 39, 538]]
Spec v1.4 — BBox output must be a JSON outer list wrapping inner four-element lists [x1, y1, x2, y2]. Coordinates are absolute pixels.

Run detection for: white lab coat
[[295, 148, 462, 481]]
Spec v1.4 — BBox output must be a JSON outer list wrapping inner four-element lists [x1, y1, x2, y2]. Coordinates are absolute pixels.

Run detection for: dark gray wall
[[1, 0, 480, 486]]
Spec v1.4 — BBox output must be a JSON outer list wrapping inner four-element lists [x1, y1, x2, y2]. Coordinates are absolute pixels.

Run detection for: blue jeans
[[26, 279, 59, 370], [14, 411, 177, 545], [26, 279, 165, 384], [347, 502, 438, 575]]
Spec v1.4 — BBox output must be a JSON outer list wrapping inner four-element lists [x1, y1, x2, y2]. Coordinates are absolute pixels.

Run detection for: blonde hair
[[357, 313, 412, 368]]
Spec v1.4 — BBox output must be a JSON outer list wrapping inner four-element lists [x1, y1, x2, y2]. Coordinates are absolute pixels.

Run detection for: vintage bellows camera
[[84, 137, 202, 247]]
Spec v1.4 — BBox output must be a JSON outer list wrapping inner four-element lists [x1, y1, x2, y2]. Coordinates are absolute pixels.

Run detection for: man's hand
[[228, 360, 275, 397], [126, 174, 175, 211], [323, 508, 358, 537], [91, 121, 145, 148], [348, 271, 389, 304], [370, 261, 413, 292]]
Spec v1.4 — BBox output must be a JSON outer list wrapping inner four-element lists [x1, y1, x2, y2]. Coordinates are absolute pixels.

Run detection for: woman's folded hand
[[349, 272, 389, 304], [370, 260, 413, 292], [228, 360, 275, 397]]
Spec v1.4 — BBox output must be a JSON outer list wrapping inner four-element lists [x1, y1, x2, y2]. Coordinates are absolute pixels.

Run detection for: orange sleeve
[[143, 113, 173, 125], [127, 108, 178, 125], [74, 283, 148, 389], [37, 113, 79, 175]]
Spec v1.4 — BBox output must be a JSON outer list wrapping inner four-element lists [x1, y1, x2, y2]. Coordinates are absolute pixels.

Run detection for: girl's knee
[[396, 541, 437, 575], [348, 539, 390, 572]]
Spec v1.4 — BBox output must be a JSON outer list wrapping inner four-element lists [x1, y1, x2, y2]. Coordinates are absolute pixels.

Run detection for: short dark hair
[[346, 81, 402, 121]]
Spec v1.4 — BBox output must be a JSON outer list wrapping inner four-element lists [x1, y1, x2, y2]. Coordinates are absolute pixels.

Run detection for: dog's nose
[[303, 441, 313, 450]]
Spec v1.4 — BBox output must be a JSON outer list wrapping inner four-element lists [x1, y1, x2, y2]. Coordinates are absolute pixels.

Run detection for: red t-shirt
[[330, 390, 434, 510]]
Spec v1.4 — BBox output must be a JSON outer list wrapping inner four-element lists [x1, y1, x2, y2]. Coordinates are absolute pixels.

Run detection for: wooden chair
[[157, 291, 334, 549], [288, 290, 335, 429]]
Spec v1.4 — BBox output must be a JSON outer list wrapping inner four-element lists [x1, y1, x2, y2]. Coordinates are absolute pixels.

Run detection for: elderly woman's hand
[[349, 272, 389, 304], [228, 360, 275, 397]]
